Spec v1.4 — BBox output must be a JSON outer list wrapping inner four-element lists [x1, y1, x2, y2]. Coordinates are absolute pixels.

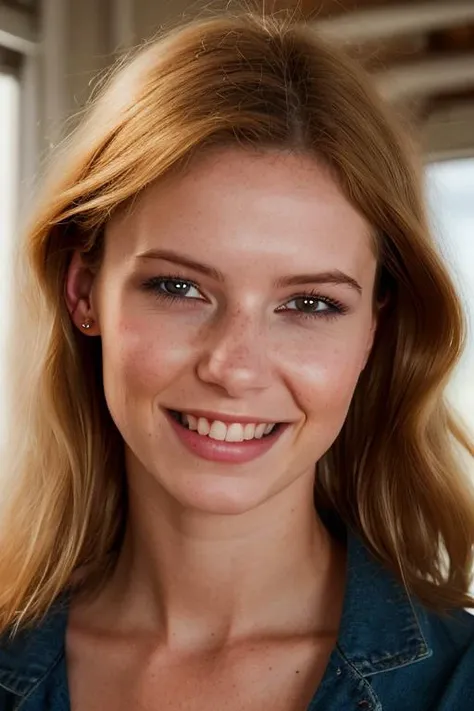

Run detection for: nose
[[196, 310, 272, 398]]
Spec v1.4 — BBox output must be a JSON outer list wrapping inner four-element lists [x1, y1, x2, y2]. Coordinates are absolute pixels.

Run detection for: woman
[[1, 11, 474, 711]]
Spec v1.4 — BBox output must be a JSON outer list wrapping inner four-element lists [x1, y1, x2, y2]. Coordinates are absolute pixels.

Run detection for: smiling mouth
[[168, 410, 282, 443]]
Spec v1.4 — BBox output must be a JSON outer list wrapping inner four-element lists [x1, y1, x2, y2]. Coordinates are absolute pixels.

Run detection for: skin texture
[[65, 148, 377, 710]]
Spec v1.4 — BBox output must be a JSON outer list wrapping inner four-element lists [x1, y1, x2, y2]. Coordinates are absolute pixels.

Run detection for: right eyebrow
[[135, 249, 224, 281]]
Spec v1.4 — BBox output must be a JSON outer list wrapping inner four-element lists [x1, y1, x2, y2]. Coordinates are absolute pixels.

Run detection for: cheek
[[283, 344, 364, 465], [299, 351, 361, 414], [278, 327, 369, 425], [100, 307, 197, 403]]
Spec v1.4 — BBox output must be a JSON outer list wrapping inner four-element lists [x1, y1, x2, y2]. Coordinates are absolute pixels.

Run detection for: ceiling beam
[[376, 54, 474, 99], [0, 5, 37, 54], [423, 102, 474, 161], [315, 1, 474, 43]]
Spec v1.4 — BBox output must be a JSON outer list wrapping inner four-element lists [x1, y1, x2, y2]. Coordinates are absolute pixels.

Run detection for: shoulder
[[426, 606, 474, 653], [424, 607, 474, 699], [338, 533, 474, 709], [370, 606, 474, 709], [0, 599, 69, 710]]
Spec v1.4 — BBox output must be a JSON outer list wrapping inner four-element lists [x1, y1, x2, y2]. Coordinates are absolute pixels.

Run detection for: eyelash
[[140, 275, 349, 321]]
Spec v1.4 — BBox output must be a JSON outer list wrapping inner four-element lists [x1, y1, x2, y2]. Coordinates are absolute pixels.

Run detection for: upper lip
[[166, 408, 283, 425]]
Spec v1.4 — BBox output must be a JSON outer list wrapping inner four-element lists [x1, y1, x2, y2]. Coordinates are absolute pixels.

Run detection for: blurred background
[[0, 0, 473, 440]]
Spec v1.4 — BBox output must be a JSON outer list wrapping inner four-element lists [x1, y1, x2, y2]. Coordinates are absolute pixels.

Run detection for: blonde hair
[[1, 11, 474, 633]]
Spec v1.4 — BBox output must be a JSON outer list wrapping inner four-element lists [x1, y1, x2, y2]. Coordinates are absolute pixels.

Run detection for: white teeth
[[197, 417, 211, 436], [185, 414, 198, 431], [208, 421, 227, 441], [243, 423, 256, 440], [225, 423, 245, 442], [254, 423, 267, 439], [179, 413, 277, 442]]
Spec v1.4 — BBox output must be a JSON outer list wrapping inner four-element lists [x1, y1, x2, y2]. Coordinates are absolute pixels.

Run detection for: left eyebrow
[[275, 271, 363, 294]]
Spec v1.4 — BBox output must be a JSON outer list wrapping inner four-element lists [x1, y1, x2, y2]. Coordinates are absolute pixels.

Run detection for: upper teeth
[[181, 414, 276, 442]]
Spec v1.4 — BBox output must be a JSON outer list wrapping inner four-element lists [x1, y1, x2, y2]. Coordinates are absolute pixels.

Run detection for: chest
[[67, 636, 335, 711]]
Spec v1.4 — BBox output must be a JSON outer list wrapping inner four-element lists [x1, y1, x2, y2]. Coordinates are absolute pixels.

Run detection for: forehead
[[105, 148, 376, 277]]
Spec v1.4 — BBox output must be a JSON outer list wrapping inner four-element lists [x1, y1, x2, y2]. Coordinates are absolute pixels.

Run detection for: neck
[[83, 463, 346, 650]]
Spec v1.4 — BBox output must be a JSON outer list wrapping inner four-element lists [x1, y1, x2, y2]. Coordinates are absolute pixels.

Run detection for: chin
[[172, 477, 269, 516]]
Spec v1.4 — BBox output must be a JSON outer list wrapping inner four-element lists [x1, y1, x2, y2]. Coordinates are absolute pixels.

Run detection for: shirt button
[[336, 667, 342, 676]]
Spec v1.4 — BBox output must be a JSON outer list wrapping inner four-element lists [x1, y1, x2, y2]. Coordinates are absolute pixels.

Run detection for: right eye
[[141, 276, 204, 301]]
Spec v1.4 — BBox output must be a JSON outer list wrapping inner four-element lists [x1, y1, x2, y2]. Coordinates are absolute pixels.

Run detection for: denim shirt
[[1, 533, 474, 710]]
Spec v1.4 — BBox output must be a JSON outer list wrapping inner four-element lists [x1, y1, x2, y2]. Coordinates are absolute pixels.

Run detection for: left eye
[[282, 296, 334, 314]]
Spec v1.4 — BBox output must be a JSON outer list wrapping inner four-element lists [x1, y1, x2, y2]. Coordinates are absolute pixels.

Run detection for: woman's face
[[81, 149, 377, 513]]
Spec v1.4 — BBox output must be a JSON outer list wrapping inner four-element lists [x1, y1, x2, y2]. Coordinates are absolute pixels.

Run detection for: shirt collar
[[0, 532, 432, 700]]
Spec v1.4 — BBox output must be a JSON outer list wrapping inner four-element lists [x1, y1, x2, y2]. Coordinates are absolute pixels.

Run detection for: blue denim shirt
[[1, 532, 474, 710]]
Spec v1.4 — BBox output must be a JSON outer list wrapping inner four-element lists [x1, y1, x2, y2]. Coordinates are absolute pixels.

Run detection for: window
[[0, 67, 19, 442], [427, 159, 474, 434], [0, 69, 19, 252]]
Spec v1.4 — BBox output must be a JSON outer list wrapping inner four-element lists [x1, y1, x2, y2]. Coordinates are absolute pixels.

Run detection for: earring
[[81, 319, 92, 330]]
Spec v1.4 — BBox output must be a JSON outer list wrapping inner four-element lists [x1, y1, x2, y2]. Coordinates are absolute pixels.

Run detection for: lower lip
[[164, 410, 288, 464]]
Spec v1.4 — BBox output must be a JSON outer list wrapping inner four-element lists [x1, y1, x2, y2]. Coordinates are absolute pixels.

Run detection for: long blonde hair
[[1, 11, 473, 633]]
